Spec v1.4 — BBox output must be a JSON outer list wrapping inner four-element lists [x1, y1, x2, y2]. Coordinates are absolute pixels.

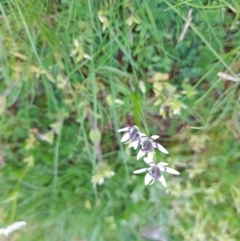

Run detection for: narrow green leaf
[[0, 95, 6, 114], [131, 92, 141, 128]]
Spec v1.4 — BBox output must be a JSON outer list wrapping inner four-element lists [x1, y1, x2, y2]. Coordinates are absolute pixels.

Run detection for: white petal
[[144, 157, 155, 166], [98, 178, 104, 185], [128, 141, 140, 150], [144, 173, 153, 185], [121, 133, 130, 142], [154, 143, 169, 154], [149, 179, 155, 185], [158, 162, 169, 166], [133, 168, 148, 174], [165, 167, 180, 175], [132, 142, 140, 150], [150, 135, 159, 140], [139, 131, 146, 137], [139, 134, 147, 142], [158, 165, 167, 172], [158, 175, 167, 187], [147, 152, 154, 160], [117, 127, 130, 132], [137, 149, 146, 160], [133, 125, 139, 130], [139, 135, 147, 144]]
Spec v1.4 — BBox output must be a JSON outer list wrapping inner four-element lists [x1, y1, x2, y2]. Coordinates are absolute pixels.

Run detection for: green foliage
[[0, 0, 240, 240]]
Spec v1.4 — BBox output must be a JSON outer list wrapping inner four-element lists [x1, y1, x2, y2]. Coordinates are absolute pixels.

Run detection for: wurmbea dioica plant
[[118, 125, 180, 187]]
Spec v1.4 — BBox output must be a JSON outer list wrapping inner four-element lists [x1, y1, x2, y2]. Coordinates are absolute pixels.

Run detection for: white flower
[[0, 221, 27, 237], [117, 125, 145, 150], [133, 157, 180, 186], [136, 135, 168, 160], [91, 163, 115, 186]]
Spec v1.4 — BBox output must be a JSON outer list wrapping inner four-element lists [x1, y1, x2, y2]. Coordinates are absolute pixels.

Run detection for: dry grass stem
[[178, 8, 193, 43]]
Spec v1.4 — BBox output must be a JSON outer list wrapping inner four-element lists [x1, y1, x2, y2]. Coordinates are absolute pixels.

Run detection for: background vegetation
[[0, 0, 240, 240]]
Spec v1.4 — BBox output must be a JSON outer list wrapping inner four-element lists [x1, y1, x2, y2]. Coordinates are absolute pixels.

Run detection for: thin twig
[[217, 72, 240, 82], [178, 8, 193, 43]]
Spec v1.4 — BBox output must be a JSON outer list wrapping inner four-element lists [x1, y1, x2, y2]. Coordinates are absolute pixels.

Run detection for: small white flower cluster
[[118, 125, 180, 186]]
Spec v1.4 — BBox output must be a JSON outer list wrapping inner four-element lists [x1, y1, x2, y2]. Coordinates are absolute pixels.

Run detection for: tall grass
[[0, 0, 239, 240]]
